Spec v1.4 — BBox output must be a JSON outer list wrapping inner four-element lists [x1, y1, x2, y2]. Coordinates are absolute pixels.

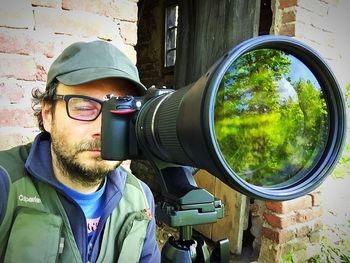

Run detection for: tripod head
[[154, 165, 229, 262]]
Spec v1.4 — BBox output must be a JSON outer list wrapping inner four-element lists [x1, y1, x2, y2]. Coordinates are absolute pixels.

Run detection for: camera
[[101, 35, 346, 201], [101, 35, 346, 263]]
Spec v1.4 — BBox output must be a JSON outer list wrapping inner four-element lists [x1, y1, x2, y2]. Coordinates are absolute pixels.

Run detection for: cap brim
[[56, 68, 147, 95]]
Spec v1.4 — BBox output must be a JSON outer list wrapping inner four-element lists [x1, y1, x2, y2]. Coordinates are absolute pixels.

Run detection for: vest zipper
[[56, 219, 64, 263], [87, 242, 93, 261], [58, 237, 65, 254]]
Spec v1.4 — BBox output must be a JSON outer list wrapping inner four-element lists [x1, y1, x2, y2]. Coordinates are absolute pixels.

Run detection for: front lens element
[[214, 49, 329, 187]]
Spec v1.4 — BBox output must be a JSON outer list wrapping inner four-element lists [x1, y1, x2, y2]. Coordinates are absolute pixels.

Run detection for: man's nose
[[91, 114, 102, 139]]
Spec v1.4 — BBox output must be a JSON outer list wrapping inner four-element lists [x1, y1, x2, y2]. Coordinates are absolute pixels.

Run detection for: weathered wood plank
[[212, 180, 249, 254], [175, 0, 261, 88], [174, 0, 260, 254], [194, 169, 249, 254]]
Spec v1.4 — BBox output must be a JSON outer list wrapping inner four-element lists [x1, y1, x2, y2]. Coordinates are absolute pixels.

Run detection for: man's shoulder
[[117, 166, 155, 208], [121, 167, 152, 195], [0, 167, 10, 223], [0, 143, 32, 164], [0, 143, 32, 183], [0, 143, 31, 223]]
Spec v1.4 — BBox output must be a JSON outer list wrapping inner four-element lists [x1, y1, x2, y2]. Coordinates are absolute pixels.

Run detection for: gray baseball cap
[[46, 40, 147, 94]]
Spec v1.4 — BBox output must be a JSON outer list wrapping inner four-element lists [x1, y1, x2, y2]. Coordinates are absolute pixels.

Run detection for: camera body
[[101, 86, 174, 161]]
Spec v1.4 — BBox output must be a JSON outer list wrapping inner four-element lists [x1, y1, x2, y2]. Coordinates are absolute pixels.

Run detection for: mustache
[[77, 140, 101, 151]]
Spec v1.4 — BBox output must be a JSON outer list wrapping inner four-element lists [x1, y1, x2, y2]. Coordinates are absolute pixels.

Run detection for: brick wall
[[0, 0, 139, 150], [258, 191, 323, 261], [271, 0, 350, 88], [255, 1, 350, 262]]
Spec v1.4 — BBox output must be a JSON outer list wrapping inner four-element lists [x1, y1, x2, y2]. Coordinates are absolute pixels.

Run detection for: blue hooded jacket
[[0, 133, 160, 263]]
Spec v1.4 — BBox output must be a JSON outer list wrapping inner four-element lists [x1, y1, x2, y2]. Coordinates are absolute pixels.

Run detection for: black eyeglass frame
[[53, 94, 103, 121]]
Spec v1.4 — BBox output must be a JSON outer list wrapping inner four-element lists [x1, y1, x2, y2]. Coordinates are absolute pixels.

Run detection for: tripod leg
[[161, 236, 194, 263], [210, 239, 230, 263]]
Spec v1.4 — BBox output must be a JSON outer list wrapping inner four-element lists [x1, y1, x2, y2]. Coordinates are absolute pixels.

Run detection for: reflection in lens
[[214, 49, 329, 187]]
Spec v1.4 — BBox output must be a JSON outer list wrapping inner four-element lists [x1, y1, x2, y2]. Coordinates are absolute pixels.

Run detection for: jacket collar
[[24, 132, 127, 197]]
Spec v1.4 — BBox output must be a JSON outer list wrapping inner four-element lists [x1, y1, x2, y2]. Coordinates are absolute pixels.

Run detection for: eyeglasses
[[53, 94, 103, 121]]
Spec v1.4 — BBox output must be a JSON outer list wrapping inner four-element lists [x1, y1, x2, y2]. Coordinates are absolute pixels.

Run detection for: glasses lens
[[214, 48, 329, 187], [68, 97, 102, 121]]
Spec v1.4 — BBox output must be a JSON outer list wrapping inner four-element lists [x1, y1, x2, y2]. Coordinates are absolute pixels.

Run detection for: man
[[0, 40, 160, 262]]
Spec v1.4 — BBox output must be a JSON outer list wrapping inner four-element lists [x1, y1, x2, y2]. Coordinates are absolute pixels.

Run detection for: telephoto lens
[[135, 35, 346, 200]]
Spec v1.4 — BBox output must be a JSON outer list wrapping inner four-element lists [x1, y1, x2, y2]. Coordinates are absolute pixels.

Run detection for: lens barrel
[[135, 35, 346, 200]]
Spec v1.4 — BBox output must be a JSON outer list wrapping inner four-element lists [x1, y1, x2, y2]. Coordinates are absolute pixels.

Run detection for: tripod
[[154, 166, 230, 263]]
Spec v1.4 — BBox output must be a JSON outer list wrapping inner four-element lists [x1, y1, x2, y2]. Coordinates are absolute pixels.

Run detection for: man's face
[[42, 78, 138, 186]]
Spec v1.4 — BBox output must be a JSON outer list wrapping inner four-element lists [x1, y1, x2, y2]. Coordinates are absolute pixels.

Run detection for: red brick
[[0, 54, 37, 81], [62, 0, 106, 14], [250, 200, 265, 216], [0, 82, 25, 104], [0, 129, 38, 150], [264, 212, 297, 228], [279, 23, 296, 36], [34, 7, 119, 40], [295, 224, 313, 237], [0, 32, 55, 58], [279, 0, 298, 9], [119, 21, 137, 45], [293, 219, 323, 238], [282, 10, 296, 24], [62, 0, 138, 22], [0, 2, 34, 29], [261, 227, 295, 243], [0, 133, 25, 150], [265, 201, 282, 213], [296, 207, 323, 223], [36, 64, 48, 82], [265, 195, 313, 214], [0, 108, 36, 128]]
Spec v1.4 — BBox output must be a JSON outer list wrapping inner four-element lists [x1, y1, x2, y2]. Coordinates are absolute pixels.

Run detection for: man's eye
[[74, 105, 95, 111], [71, 99, 96, 109], [67, 97, 102, 120]]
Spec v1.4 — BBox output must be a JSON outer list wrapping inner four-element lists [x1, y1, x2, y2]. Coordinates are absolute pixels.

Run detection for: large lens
[[214, 49, 328, 187], [205, 36, 346, 199], [135, 35, 346, 200]]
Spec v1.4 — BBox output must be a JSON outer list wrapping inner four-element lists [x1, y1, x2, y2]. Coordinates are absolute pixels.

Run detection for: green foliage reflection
[[214, 49, 328, 186]]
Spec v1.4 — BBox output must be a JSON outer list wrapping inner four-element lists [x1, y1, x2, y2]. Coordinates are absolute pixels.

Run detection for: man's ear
[[42, 102, 53, 133]]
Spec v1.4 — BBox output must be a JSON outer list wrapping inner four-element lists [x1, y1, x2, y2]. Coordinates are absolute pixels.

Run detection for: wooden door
[[194, 170, 249, 254], [174, 0, 261, 254]]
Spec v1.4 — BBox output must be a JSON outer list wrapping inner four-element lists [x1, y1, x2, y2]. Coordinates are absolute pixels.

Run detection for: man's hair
[[32, 80, 59, 132]]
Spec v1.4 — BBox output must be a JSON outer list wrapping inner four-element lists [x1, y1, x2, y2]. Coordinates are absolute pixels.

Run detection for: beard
[[50, 126, 121, 187]]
